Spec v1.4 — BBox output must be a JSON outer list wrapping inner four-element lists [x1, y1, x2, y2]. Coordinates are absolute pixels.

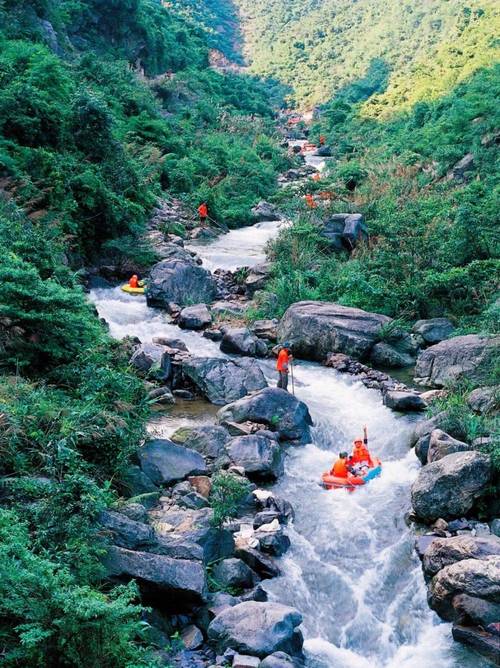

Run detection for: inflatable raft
[[121, 284, 145, 295], [322, 458, 382, 490]]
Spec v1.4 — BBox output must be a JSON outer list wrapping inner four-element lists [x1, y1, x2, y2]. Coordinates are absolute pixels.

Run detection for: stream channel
[[90, 156, 487, 668]]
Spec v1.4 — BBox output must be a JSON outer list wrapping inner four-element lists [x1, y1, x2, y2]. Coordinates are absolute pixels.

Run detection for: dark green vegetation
[[0, 1, 285, 665]]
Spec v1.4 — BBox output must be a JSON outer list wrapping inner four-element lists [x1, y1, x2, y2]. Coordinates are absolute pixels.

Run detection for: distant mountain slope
[[235, 0, 499, 109]]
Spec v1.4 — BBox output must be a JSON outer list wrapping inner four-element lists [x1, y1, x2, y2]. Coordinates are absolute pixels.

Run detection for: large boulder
[[423, 535, 500, 577], [411, 451, 491, 522], [427, 429, 472, 463], [383, 390, 427, 412], [146, 259, 217, 308], [227, 434, 284, 481], [251, 319, 279, 342], [245, 263, 272, 295], [278, 301, 391, 361], [452, 624, 500, 665], [171, 425, 231, 469], [217, 388, 313, 445], [207, 601, 303, 658], [99, 510, 155, 550], [138, 439, 207, 486], [178, 304, 212, 330], [212, 558, 258, 590], [103, 546, 206, 606], [182, 357, 267, 406], [130, 343, 171, 380], [251, 201, 281, 222], [429, 555, 500, 621], [220, 328, 268, 357], [412, 318, 455, 345], [414, 335, 499, 388], [370, 342, 415, 369], [467, 386, 498, 415]]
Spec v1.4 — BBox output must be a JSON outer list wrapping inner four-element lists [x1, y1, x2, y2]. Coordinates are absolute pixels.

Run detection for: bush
[[209, 472, 252, 528]]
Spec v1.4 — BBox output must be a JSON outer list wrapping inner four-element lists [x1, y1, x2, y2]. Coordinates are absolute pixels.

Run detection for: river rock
[[452, 593, 500, 627], [467, 386, 498, 415], [171, 425, 231, 469], [130, 343, 171, 380], [383, 390, 427, 411], [226, 434, 284, 481], [99, 510, 155, 550], [211, 301, 248, 318], [104, 546, 206, 606], [260, 652, 299, 668], [217, 388, 313, 445], [251, 201, 281, 222], [212, 558, 258, 590], [414, 335, 499, 387], [251, 319, 279, 342], [427, 430, 472, 463], [182, 357, 267, 406], [233, 655, 260, 668], [411, 451, 492, 522], [147, 259, 217, 308], [178, 304, 212, 330], [370, 342, 415, 369], [452, 624, 500, 664], [245, 263, 272, 295], [429, 555, 500, 620], [412, 318, 455, 345], [208, 601, 303, 658], [138, 439, 207, 485], [220, 328, 268, 357], [180, 624, 204, 651], [152, 336, 189, 352], [278, 301, 391, 361], [119, 464, 159, 498], [235, 545, 281, 580], [258, 530, 291, 557], [423, 535, 500, 576]]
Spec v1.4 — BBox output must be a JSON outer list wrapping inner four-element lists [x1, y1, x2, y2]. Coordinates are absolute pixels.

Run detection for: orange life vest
[[332, 458, 349, 478], [129, 276, 139, 288], [351, 443, 372, 465], [276, 349, 290, 372], [198, 203, 208, 218]]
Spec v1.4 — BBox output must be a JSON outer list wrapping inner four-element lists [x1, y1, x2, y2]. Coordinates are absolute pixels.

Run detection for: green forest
[[0, 0, 498, 666]]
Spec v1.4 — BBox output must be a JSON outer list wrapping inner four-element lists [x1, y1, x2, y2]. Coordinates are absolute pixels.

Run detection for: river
[[89, 163, 488, 668]]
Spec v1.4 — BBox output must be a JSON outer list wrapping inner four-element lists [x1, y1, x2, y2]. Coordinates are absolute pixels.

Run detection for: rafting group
[[322, 425, 382, 490]]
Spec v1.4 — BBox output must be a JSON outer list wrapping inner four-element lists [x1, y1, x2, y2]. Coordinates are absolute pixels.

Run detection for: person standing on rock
[[198, 202, 208, 225], [276, 343, 293, 391]]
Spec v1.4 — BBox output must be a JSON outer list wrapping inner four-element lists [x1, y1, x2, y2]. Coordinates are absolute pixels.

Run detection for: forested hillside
[[0, 2, 285, 665], [235, 0, 498, 109]]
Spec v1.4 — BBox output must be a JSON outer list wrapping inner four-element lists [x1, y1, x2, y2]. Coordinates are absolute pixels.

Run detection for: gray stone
[[452, 594, 500, 627], [414, 335, 499, 388], [147, 387, 175, 405], [208, 601, 303, 658], [235, 545, 281, 580], [179, 304, 212, 330], [251, 201, 281, 222], [220, 328, 268, 357], [245, 263, 272, 295], [278, 301, 391, 361], [181, 625, 204, 651], [258, 531, 291, 557], [429, 555, 500, 620], [452, 623, 500, 664], [260, 652, 299, 668], [383, 390, 427, 411], [171, 425, 231, 469], [446, 153, 474, 181], [147, 259, 217, 308], [251, 319, 279, 342], [139, 439, 207, 485], [99, 510, 155, 550], [119, 465, 158, 497], [233, 655, 260, 668], [467, 386, 498, 415], [152, 336, 189, 351], [412, 318, 455, 345], [182, 357, 267, 406], [212, 558, 258, 590], [211, 301, 249, 318], [415, 535, 438, 560], [227, 435, 284, 481], [411, 451, 492, 522], [370, 342, 415, 369], [491, 519, 500, 538], [253, 511, 281, 529], [217, 388, 313, 445], [103, 546, 206, 606], [130, 343, 171, 379], [427, 430, 472, 463], [119, 503, 148, 523], [423, 534, 500, 576]]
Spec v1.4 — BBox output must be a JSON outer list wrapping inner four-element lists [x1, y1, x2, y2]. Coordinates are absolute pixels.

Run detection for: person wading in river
[[276, 343, 293, 391], [198, 202, 208, 225]]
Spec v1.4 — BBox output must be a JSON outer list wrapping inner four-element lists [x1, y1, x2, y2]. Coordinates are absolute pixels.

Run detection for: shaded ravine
[[90, 163, 487, 668]]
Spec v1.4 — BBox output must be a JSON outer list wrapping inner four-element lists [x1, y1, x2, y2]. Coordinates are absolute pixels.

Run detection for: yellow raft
[[121, 284, 145, 295]]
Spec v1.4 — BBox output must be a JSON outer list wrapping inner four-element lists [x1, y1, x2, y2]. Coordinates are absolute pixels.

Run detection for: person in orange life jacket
[[351, 425, 373, 466], [319, 135, 326, 145], [276, 343, 293, 391], [129, 274, 139, 288], [305, 193, 316, 209], [198, 202, 208, 225], [330, 451, 353, 478]]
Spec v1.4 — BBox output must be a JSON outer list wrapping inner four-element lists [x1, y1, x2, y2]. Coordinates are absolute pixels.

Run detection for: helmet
[[354, 438, 363, 446], [282, 341, 291, 349], [339, 451, 348, 458]]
